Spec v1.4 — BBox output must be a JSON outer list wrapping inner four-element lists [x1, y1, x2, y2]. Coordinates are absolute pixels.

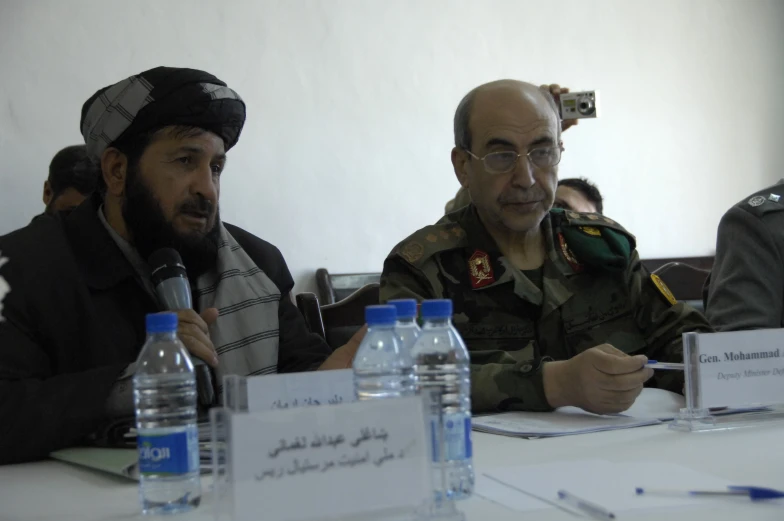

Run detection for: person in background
[[553, 177, 603, 214], [704, 180, 784, 330], [0, 66, 360, 464], [43, 145, 100, 214], [382, 79, 711, 416]]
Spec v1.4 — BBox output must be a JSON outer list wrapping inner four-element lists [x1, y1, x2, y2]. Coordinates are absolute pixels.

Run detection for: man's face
[[457, 85, 560, 235], [554, 185, 597, 214], [122, 127, 226, 277], [44, 185, 89, 214]]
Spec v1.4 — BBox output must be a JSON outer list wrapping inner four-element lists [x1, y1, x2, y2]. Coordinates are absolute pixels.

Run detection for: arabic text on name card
[[246, 368, 355, 412], [230, 396, 431, 521]]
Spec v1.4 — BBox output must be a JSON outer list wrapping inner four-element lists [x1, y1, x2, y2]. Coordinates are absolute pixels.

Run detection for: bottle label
[[431, 415, 472, 462], [137, 425, 199, 475]]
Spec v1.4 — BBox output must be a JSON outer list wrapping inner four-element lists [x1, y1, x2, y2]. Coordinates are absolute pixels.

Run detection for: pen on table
[[645, 360, 684, 370], [635, 486, 784, 501], [557, 490, 615, 520]]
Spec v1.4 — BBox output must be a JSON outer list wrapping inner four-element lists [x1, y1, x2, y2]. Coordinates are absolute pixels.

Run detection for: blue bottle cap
[[388, 299, 417, 319], [146, 312, 178, 333], [365, 305, 397, 326], [420, 299, 453, 319]]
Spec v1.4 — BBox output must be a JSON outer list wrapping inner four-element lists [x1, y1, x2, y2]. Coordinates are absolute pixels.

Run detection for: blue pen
[[636, 486, 784, 501], [558, 490, 615, 520], [645, 360, 684, 370]]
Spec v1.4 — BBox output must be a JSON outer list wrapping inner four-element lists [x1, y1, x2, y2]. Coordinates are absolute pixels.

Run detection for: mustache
[[498, 190, 546, 205], [178, 196, 215, 217]]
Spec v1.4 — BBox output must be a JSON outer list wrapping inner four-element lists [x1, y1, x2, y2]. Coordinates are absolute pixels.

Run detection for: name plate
[[224, 369, 356, 412], [226, 396, 431, 521], [689, 329, 784, 408]]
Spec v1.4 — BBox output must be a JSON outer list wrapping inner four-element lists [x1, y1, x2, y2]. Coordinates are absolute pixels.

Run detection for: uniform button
[[521, 364, 533, 373]]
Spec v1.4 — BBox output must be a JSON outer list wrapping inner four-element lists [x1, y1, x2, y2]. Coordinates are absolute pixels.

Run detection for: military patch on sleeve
[[748, 195, 766, 207], [400, 242, 425, 264], [558, 233, 583, 273], [468, 250, 495, 288], [651, 274, 677, 306], [579, 226, 602, 237]]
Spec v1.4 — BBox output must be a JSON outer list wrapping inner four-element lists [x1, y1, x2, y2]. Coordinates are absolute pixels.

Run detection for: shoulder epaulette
[[550, 208, 635, 272], [388, 222, 468, 267]]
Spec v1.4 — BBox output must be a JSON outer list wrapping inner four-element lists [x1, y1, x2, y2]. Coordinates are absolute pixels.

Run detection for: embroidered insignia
[[440, 230, 450, 239], [567, 211, 580, 220], [468, 250, 495, 289], [451, 227, 465, 238], [603, 217, 615, 225], [400, 242, 424, 264], [651, 274, 677, 306], [769, 193, 781, 203], [748, 196, 766, 207], [586, 214, 600, 220], [558, 233, 583, 272], [579, 226, 602, 237], [425, 234, 438, 243]]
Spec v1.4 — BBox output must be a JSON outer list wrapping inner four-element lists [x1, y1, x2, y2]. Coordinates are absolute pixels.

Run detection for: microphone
[[149, 248, 216, 408]]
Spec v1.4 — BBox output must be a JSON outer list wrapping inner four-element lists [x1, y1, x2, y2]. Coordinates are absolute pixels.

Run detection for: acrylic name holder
[[223, 369, 355, 412], [671, 329, 784, 432], [210, 396, 432, 521]]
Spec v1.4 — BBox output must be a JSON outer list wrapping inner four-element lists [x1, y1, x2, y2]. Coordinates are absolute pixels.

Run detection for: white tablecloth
[[1, 423, 782, 521]]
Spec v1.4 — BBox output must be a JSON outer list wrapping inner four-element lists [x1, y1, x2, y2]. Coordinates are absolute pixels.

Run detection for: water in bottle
[[354, 305, 415, 401], [134, 312, 201, 515], [412, 299, 474, 501], [389, 298, 421, 350]]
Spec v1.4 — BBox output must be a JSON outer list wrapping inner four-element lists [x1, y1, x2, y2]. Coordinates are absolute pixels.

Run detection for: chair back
[[315, 268, 381, 305]]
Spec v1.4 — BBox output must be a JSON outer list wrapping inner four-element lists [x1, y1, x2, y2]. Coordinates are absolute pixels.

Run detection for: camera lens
[[577, 97, 595, 116]]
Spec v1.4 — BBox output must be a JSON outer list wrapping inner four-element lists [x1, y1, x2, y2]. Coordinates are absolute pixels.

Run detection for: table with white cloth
[[1, 423, 782, 521]]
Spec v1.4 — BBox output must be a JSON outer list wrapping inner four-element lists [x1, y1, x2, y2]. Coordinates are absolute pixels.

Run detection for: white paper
[[245, 368, 355, 412], [229, 396, 431, 521], [472, 407, 659, 437], [485, 459, 732, 513], [694, 329, 784, 408], [620, 388, 769, 421]]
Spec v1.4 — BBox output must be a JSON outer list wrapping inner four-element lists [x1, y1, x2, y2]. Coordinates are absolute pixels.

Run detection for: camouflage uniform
[[381, 204, 712, 413]]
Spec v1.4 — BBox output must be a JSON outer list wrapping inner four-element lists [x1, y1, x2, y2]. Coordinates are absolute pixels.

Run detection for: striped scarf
[[195, 225, 280, 390]]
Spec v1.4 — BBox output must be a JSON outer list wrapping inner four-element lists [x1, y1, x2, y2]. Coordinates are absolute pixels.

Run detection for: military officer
[[381, 79, 711, 414], [704, 180, 784, 331]]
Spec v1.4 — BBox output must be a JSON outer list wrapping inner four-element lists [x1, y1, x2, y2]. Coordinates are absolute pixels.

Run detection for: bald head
[[454, 80, 560, 151]]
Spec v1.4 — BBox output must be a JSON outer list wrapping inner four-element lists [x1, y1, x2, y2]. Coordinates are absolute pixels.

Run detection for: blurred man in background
[[553, 177, 603, 214], [43, 145, 100, 214]]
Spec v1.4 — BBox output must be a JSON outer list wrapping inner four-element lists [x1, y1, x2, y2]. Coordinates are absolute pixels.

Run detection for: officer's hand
[[175, 308, 219, 367], [543, 344, 653, 414], [318, 326, 367, 371], [540, 83, 579, 132]]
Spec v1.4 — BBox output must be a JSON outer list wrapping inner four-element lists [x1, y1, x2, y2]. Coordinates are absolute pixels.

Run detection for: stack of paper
[[472, 407, 660, 438]]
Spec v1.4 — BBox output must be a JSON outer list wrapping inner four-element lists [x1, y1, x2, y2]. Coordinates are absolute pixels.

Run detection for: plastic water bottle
[[412, 299, 474, 501], [354, 305, 415, 401], [134, 313, 201, 515], [389, 299, 421, 350]]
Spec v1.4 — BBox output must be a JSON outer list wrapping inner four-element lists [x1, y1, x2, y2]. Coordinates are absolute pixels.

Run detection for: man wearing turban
[[0, 67, 360, 463]]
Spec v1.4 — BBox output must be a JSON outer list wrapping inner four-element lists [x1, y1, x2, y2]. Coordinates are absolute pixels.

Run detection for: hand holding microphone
[[149, 248, 218, 407]]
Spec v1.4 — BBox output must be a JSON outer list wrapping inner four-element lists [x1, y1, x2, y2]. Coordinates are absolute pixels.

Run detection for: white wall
[[1, 0, 783, 294]]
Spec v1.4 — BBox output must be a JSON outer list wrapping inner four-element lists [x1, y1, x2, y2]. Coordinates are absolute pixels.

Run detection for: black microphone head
[[149, 248, 187, 287]]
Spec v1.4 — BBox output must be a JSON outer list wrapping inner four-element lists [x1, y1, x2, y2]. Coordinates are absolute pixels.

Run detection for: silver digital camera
[[559, 90, 599, 119]]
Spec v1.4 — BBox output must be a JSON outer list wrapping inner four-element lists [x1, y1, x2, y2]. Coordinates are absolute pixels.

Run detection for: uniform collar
[[455, 206, 575, 316]]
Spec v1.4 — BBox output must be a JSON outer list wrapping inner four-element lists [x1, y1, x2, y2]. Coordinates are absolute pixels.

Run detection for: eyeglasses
[[465, 145, 563, 174]]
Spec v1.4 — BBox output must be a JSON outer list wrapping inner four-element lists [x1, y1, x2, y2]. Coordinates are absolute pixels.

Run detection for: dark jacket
[[704, 180, 784, 330], [0, 196, 330, 464]]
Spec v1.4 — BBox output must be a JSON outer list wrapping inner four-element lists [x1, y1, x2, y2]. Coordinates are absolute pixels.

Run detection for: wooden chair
[[296, 283, 380, 350], [315, 268, 382, 305]]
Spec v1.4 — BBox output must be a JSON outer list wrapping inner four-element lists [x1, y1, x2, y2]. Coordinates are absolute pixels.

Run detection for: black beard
[[122, 168, 220, 280]]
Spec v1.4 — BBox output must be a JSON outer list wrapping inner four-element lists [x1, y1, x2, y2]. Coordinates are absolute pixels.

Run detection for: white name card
[[244, 369, 356, 412], [228, 396, 431, 521], [690, 329, 784, 408]]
